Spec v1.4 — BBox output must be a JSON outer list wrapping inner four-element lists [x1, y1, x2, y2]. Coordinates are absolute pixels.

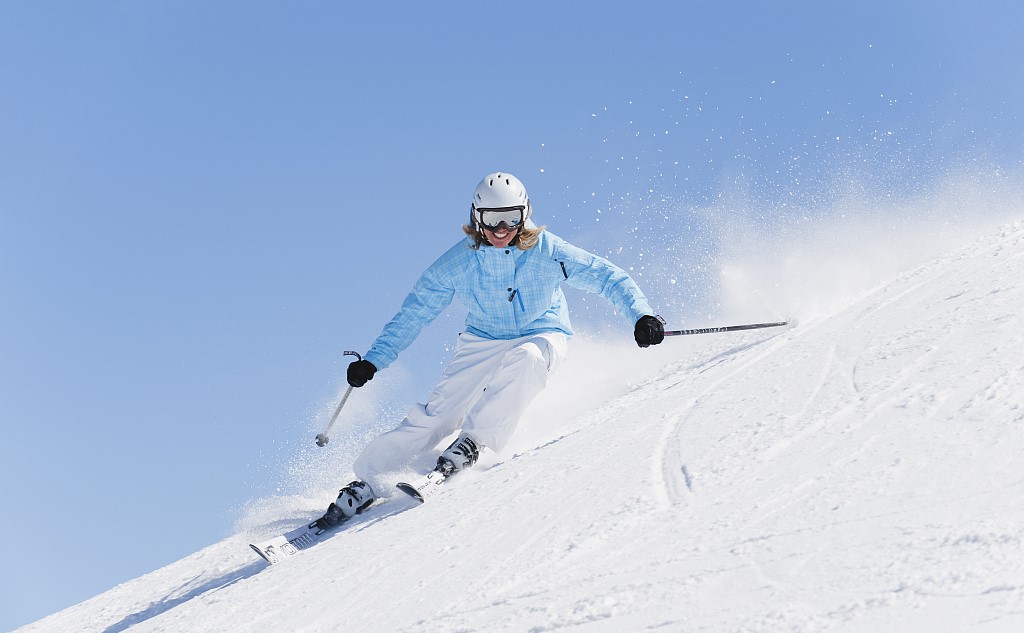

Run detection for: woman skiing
[[316, 172, 665, 528]]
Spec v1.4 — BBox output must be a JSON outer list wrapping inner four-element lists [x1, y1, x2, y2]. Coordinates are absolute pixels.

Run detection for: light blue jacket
[[364, 231, 654, 370]]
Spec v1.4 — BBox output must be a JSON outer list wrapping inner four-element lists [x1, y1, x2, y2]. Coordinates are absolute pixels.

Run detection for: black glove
[[634, 315, 665, 348], [347, 359, 377, 387]]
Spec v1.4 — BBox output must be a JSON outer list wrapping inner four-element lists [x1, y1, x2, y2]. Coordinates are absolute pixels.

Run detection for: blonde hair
[[462, 223, 546, 250]]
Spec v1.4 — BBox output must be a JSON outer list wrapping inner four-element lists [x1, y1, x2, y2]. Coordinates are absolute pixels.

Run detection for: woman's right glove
[[347, 359, 378, 387]]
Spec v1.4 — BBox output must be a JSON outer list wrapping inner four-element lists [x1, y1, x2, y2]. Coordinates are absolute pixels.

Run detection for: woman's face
[[483, 225, 518, 248]]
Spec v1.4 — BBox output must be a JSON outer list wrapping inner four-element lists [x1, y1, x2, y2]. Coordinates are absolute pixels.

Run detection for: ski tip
[[249, 543, 275, 565], [396, 482, 425, 503]]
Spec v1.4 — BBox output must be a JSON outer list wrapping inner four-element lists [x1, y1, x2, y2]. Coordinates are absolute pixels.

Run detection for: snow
[[15, 219, 1024, 633]]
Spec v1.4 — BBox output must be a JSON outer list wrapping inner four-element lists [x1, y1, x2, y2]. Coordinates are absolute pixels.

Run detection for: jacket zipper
[[508, 288, 525, 312]]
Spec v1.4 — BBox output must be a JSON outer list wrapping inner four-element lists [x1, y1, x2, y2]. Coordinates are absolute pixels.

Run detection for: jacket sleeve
[[363, 254, 458, 370], [554, 238, 655, 326]]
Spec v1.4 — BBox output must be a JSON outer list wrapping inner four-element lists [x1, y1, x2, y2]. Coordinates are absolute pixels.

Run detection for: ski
[[251, 471, 450, 563], [396, 468, 448, 503], [249, 519, 332, 565]]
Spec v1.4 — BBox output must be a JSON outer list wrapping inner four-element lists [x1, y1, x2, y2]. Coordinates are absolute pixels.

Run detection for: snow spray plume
[[568, 162, 1024, 332], [234, 364, 409, 537], [712, 164, 1024, 326]]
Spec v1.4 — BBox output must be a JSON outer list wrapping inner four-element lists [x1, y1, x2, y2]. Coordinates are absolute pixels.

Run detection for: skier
[[315, 172, 665, 528]]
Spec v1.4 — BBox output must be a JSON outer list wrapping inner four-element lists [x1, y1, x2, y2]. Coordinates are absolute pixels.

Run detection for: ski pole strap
[[664, 321, 788, 337]]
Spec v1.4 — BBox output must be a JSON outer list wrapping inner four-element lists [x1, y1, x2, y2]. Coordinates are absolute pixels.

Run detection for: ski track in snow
[[14, 220, 1024, 633]]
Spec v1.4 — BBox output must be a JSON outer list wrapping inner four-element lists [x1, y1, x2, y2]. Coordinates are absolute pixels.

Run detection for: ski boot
[[396, 434, 482, 502], [436, 433, 481, 476], [312, 480, 375, 532]]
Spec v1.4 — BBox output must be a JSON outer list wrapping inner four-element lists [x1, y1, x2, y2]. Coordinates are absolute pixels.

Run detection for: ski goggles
[[475, 206, 526, 231]]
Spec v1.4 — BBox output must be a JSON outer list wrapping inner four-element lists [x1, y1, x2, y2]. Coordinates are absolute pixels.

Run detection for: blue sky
[[2, 1, 1023, 630]]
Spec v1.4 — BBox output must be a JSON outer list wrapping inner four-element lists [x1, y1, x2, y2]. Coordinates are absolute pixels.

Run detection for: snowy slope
[[16, 219, 1024, 633]]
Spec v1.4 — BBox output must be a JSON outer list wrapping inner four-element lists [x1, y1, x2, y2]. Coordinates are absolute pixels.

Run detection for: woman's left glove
[[634, 315, 665, 348]]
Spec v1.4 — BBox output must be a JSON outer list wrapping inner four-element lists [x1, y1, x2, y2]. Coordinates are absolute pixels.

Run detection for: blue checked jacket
[[363, 231, 654, 370]]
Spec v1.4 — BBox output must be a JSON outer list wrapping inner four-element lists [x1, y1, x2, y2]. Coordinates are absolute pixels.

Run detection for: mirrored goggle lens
[[478, 207, 525, 229]]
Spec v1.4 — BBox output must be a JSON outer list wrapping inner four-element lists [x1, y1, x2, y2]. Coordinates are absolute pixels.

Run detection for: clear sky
[[2, 1, 1023, 630]]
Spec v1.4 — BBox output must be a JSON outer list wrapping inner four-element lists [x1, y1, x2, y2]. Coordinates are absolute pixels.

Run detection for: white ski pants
[[353, 331, 567, 494]]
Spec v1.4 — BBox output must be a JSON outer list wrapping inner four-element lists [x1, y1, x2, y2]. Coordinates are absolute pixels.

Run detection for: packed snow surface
[[17, 220, 1024, 632]]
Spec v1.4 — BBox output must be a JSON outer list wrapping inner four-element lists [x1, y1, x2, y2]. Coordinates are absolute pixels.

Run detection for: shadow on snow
[[102, 561, 264, 633]]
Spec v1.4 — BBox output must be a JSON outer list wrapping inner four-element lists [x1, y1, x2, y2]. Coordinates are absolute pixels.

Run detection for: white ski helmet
[[470, 172, 532, 228]]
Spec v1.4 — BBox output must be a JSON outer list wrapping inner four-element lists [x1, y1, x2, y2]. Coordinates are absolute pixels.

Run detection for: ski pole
[[315, 350, 362, 447], [664, 321, 788, 337]]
